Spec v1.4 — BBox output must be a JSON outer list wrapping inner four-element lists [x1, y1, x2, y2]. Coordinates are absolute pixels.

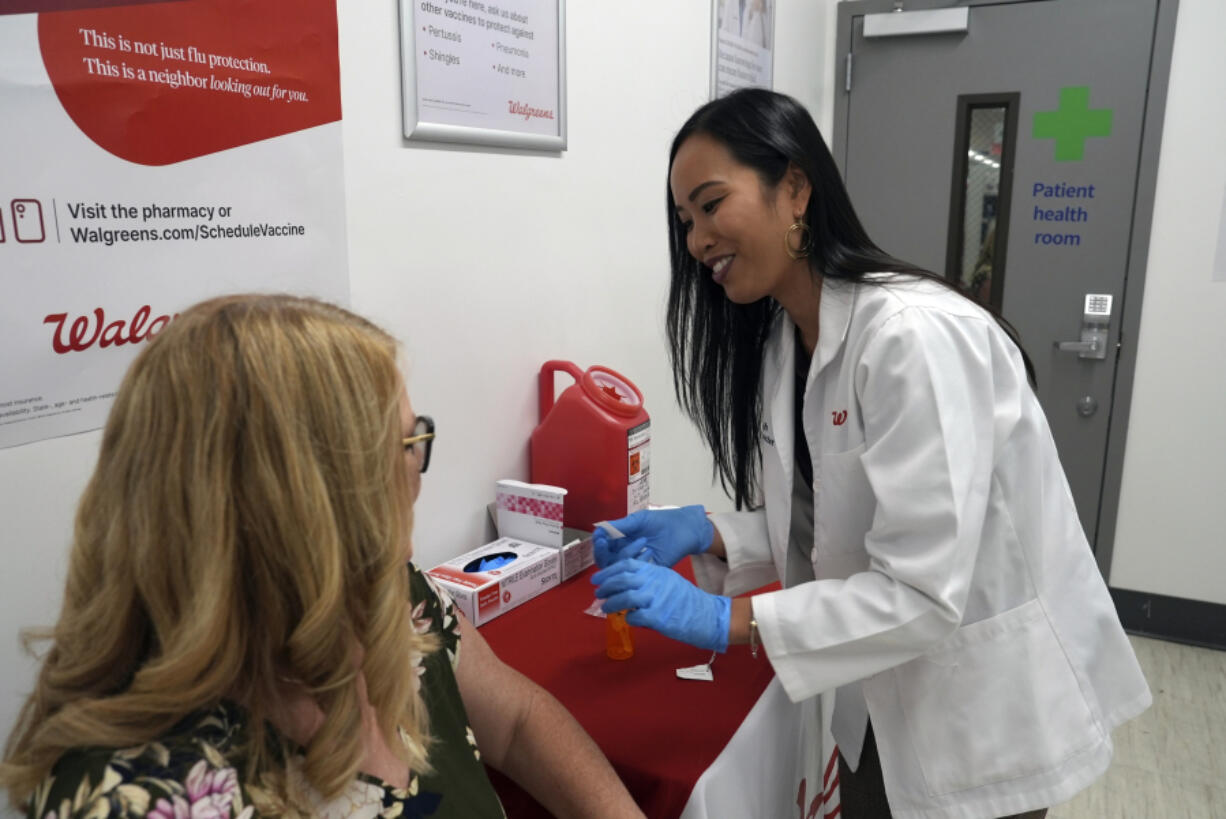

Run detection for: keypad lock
[[1055, 294, 1112, 360]]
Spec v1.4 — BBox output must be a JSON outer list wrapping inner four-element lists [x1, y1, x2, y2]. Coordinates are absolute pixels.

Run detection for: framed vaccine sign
[[398, 0, 566, 150], [711, 0, 775, 97]]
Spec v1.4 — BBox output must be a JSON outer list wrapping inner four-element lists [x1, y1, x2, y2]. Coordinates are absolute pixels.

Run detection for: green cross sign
[[1033, 86, 1113, 161]]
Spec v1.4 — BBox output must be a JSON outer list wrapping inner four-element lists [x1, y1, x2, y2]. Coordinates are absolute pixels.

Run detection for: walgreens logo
[[43, 305, 178, 355], [507, 99, 554, 121]]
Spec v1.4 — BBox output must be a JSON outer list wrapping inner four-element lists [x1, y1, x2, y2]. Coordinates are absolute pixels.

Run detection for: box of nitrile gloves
[[426, 538, 560, 626]]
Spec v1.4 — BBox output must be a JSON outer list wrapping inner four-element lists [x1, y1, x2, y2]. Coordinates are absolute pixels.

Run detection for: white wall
[[1108, 0, 1226, 605], [0, 0, 828, 770]]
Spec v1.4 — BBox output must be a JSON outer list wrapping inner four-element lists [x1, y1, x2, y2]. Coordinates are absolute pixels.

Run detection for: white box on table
[[426, 538, 560, 626], [492, 480, 594, 582], [495, 479, 566, 546]]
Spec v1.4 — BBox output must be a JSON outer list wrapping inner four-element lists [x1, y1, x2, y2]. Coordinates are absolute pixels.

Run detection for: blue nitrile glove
[[592, 534, 646, 569], [591, 505, 714, 569], [591, 558, 731, 652], [476, 555, 516, 572]]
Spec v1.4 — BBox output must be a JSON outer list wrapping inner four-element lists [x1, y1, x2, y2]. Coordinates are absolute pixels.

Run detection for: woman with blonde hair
[[2, 293, 642, 818]]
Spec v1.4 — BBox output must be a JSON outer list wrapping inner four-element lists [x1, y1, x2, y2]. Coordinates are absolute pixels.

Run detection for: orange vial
[[605, 611, 634, 660]]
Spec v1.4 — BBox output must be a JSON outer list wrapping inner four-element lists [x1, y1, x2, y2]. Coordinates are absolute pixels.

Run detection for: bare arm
[[455, 613, 644, 818], [727, 595, 755, 647]]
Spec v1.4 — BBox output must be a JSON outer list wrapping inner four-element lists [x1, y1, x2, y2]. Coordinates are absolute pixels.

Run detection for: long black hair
[[665, 88, 1032, 510]]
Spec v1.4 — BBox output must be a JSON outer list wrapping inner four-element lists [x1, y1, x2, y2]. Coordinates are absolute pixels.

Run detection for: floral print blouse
[[28, 564, 505, 818]]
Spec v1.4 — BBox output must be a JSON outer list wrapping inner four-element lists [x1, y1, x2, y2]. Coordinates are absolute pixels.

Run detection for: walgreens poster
[[0, 0, 349, 449]]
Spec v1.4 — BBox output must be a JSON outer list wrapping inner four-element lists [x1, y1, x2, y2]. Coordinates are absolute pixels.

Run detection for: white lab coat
[[692, 276, 1151, 819]]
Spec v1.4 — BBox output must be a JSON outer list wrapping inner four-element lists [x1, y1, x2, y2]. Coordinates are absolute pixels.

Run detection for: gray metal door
[[832, 0, 1173, 552]]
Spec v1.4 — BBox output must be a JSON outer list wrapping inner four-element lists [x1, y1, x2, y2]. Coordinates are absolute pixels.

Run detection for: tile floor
[[1050, 635, 1226, 818]]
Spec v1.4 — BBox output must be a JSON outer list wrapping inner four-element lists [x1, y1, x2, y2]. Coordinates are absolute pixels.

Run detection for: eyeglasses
[[403, 415, 435, 474]]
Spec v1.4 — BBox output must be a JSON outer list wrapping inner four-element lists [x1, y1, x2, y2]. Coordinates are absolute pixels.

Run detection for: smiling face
[[669, 132, 812, 304]]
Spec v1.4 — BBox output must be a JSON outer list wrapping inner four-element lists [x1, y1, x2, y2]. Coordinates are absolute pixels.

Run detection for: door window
[[945, 94, 1019, 311]]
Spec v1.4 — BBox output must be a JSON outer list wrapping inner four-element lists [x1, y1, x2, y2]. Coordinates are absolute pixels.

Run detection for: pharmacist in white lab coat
[[592, 89, 1151, 819]]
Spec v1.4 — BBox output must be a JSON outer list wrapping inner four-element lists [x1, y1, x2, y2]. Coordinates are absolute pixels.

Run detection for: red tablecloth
[[479, 560, 779, 817]]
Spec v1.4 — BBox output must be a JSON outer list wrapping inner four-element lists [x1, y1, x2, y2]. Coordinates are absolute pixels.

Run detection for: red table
[[479, 560, 779, 817]]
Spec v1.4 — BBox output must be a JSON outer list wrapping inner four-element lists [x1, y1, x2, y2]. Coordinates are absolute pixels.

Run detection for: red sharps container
[[530, 360, 650, 531]]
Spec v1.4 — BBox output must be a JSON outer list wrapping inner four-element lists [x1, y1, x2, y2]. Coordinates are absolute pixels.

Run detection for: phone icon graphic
[[12, 199, 46, 243]]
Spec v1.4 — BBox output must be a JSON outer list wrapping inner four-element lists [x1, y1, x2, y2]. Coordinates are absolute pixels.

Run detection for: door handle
[[1054, 328, 1108, 360], [1055, 339, 1100, 354], [1057, 294, 1113, 360]]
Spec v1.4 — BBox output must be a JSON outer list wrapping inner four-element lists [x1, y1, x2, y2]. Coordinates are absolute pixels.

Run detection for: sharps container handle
[[538, 360, 586, 423]]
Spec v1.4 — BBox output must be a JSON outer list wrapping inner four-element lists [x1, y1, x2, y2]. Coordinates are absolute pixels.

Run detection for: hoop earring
[[785, 222, 811, 260]]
